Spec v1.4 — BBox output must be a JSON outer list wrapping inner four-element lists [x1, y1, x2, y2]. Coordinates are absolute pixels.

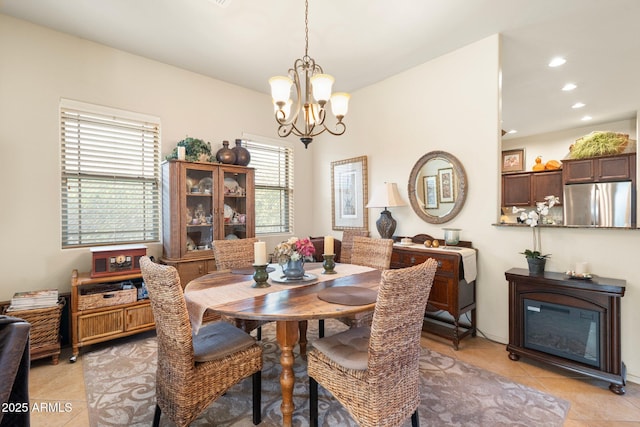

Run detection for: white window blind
[[60, 100, 160, 248], [243, 139, 294, 234]]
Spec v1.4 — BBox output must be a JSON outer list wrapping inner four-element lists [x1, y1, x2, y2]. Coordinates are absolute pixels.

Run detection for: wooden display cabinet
[[161, 160, 255, 287], [70, 270, 154, 362], [390, 237, 476, 350]]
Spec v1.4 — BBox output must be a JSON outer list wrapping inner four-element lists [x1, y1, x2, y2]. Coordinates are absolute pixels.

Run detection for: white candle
[[254, 241, 267, 265], [575, 261, 589, 274], [324, 236, 334, 255], [177, 146, 186, 160]]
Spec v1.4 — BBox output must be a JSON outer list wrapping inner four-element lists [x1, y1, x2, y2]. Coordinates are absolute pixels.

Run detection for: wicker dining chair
[[340, 230, 370, 264], [211, 238, 258, 270], [350, 235, 394, 270], [308, 258, 438, 427], [139, 257, 263, 427]]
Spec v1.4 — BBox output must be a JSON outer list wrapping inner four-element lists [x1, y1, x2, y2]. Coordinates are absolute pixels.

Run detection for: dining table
[[184, 262, 382, 427]]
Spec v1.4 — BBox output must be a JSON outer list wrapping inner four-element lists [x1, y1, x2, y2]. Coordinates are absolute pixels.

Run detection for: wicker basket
[[2, 297, 65, 364]]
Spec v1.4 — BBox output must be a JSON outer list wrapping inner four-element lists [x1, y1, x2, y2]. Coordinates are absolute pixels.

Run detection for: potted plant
[[513, 195, 560, 275]]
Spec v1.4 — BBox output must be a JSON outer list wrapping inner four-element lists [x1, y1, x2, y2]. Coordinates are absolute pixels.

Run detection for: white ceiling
[[2, 0, 639, 139]]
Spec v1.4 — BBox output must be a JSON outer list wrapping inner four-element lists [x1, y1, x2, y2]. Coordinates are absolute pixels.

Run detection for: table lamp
[[366, 182, 406, 239]]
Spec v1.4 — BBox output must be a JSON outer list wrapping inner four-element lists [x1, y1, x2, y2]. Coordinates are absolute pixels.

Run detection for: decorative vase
[[282, 258, 305, 280], [216, 140, 236, 164], [527, 257, 546, 275], [232, 139, 251, 166]]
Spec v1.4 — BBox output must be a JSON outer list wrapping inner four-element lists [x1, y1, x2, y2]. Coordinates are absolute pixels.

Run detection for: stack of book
[[6, 289, 59, 312]]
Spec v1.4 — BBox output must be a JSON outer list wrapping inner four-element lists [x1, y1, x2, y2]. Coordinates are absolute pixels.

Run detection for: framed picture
[[423, 175, 438, 209], [502, 148, 525, 172], [331, 156, 368, 231], [438, 167, 455, 203]]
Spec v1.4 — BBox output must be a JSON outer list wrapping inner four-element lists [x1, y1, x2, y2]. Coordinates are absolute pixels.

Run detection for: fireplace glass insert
[[523, 298, 600, 368]]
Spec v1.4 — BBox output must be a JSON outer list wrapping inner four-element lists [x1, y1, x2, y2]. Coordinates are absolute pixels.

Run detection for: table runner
[[185, 263, 374, 333]]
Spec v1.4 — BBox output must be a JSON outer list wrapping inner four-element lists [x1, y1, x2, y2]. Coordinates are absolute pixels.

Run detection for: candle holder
[[252, 264, 270, 288], [322, 254, 337, 274]]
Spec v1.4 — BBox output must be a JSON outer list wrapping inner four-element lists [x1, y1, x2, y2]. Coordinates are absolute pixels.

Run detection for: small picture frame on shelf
[[502, 149, 525, 173]]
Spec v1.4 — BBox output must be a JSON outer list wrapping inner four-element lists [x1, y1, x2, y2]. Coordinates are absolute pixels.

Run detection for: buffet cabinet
[[390, 241, 476, 349], [161, 160, 255, 287], [70, 270, 154, 361]]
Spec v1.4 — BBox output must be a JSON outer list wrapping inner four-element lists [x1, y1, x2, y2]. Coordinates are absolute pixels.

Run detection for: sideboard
[[390, 237, 477, 349]]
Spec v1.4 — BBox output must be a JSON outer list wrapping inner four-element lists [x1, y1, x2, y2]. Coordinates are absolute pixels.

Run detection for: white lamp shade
[[330, 92, 350, 117], [269, 76, 293, 104], [366, 182, 406, 208], [310, 73, 334, 103]]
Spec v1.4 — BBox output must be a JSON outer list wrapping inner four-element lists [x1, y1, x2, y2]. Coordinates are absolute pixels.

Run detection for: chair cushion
[[312, 326, 370, 370], [192, 321, 257, 362]]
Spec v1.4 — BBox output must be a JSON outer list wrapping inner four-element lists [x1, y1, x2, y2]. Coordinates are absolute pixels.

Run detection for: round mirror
[[408, 151, 467, 224]]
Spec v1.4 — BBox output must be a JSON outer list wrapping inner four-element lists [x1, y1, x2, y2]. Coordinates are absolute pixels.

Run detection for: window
[[243, 138, 294, 234], [60, 100, 160, 248]]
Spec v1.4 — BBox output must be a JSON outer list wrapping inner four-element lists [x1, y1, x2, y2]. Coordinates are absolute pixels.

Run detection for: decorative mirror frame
[[408, 150, 467, 224]]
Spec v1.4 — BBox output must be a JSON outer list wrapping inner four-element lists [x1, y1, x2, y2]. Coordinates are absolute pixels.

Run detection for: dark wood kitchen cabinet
[[502, 170, 563, 206], [563, 153, 636, 184]]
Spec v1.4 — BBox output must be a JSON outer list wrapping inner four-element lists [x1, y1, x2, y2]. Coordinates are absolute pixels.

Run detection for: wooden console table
[[391, 238, 476, 349], [505, 268, 626, 394]]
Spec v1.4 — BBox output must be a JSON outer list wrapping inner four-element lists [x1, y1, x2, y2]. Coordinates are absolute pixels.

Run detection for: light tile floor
[[26, 329, 640, 426]]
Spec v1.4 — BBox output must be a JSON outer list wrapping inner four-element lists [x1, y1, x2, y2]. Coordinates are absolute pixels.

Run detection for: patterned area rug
[[84, 320, 570, 426]]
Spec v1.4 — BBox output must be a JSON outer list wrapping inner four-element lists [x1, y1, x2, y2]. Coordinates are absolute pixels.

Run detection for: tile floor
[[26, 329, 640, 426]]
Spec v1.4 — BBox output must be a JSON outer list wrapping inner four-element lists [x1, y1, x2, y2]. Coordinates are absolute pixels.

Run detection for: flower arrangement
[[273, 237, 316, 262], [512, 195, 560, 260]]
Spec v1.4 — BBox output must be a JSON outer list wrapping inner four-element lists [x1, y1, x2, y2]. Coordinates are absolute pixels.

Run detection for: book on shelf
[[5, 288, 59, 312]]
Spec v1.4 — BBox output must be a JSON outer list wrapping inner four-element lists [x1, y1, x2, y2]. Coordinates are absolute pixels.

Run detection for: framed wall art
[[423, 175, 438, 209], [438, 167, 455, 203], [502, 148, 525, 173], [331, 156, 368, 231]]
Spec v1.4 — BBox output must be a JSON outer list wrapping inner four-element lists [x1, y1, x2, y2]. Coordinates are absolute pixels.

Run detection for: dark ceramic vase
[[527, 257, 546, 275], [216, 140, 236, 164], [232, 139, 251, 166]]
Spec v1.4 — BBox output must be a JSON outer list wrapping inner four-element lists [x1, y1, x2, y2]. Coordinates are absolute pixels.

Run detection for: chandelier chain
[[304, 0, 309, 60]]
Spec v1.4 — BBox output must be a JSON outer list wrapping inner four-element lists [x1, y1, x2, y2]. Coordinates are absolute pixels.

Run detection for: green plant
[[569, 131, 628, 159], [165, 136, 214, 162]]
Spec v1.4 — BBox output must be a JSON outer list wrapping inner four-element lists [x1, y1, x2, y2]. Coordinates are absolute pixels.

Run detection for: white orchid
[[512, 195, 560, 259]]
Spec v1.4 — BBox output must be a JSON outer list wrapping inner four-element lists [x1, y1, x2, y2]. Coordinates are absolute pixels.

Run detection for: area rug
[[84, 320, 569, 426]]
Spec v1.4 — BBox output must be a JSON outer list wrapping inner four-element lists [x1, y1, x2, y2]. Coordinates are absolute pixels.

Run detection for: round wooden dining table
[[184, 263, 382, 427]]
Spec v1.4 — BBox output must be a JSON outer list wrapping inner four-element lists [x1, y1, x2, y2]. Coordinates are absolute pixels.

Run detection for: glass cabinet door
[[219, 166, 255, 240], [184, 164, 215, 256]]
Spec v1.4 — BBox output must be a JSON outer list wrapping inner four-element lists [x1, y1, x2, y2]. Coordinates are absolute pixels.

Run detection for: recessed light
[[507, 129, 518, 134], [572, 102, 585, 109], [581, 116, 592, 121], [562, 83, 577, 91], [549, 57, 566, 67]]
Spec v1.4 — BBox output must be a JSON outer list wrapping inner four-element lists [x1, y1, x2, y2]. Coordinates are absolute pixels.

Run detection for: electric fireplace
[[505, 268, 626, 395]]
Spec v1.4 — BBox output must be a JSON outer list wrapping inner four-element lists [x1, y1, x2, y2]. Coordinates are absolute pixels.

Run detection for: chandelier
[[269, 0, 350, 149]]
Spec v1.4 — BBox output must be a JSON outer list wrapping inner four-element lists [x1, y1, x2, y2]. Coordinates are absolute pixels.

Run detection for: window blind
[[60, 101, 160, 247], [243, 139, 294, 234]]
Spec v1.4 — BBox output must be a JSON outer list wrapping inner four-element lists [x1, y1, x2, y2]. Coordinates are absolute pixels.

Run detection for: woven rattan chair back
[[340, 230, 370, 264], [350, 236, 393, 270], [212, 238, 258, 270], [139, 256, 263, 427], [308, 259, 438, 427]]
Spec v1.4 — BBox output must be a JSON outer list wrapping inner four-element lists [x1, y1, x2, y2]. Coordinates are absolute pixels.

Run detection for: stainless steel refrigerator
[[563, 181, 633, 227]]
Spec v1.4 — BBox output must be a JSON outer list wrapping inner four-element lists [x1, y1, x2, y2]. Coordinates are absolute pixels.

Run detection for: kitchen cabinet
[[390, 239, 476, 350], [502, 170, 563, 207], [563, 153, 636, 184], [161, 160, 255, 288]]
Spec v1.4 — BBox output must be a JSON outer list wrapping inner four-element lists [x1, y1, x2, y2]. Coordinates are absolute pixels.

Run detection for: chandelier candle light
[[269, 0, 350, 148], [366, 182, 407, 239]]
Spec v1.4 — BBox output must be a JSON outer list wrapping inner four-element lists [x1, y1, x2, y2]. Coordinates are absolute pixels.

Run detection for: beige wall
[[3, 14, 640, 383]]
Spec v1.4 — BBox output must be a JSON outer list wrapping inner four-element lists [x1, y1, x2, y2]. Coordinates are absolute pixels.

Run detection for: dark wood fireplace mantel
[[505, 268, 626, 394]]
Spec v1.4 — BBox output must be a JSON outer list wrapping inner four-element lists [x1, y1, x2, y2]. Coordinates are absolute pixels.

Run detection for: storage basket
[[2, 297, 65, 364], [78, 285, 137, 310]]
